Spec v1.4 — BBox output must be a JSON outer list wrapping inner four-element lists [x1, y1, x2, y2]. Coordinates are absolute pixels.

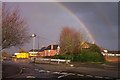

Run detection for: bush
[[78, 52, 105, 62], [52, 54, 73, 60], [52, 52, 105, 62]]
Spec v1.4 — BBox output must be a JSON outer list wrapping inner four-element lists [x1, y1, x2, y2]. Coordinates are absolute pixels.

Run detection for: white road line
[[68, 73, 75, 75], [19, 68, 23, 74], [58, 75, 65, 78], [39, 70, 46, 73], [58, 74, 70, 78], [58, 73, 76, 78], [53, 72, 60, 74], [95, 76, 103, 78], [26, 76, 35, 78], [60, 72, 68, 75], [77, 74, 84, 77], [46, 70, 50, 73]]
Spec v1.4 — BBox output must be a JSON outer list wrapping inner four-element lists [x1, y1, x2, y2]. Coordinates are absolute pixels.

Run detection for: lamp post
[[31, 34, 36, 63], [37, 36, 40, 51], [32, 34, 36, 52]]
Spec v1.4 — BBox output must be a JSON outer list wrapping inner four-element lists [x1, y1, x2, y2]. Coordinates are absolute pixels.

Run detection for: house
[[44, 45, 60, 56], [37, 45, 60, 57], [29, 49, 40, 57], [37, 47, 47, 57], [81, 42, 90, 49]]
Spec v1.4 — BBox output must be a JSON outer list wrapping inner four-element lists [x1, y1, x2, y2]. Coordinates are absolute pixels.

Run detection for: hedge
[[52, 52, 105, 62]]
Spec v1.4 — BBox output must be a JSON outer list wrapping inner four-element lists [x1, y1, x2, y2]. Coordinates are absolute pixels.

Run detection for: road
[[2, 60, 120, 79]]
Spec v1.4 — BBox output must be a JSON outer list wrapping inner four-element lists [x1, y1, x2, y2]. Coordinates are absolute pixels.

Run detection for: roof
[[29, 45, 59, 52], [109, 51, 120, 54], [39, 47, 47, 52], [45, 45, 58, 50], [81, 42, 91, 49], [29, 49, 41, 52]]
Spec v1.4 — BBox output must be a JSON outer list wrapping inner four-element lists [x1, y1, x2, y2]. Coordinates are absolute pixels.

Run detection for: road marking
[[95, 76, 103, 78], [58, 75, 65, 78], [39, 70, 46, 73], [68, 73, 75, 75], [53, 72, 60, 74], [86, 75, 93, 77], [19, 69, 23, 74], [26, 76, 35, 78], [77, 74, 84, 77], [60, 72, 68, 75], [70, 64, 74, 67], [46, 70, 50, 73], [35, 68, 39, 71], [58, 74, 69, 78], [58, 73, 75, 78]]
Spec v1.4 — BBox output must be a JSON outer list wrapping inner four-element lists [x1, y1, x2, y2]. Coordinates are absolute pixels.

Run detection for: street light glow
[[32, 34, 36, 37]]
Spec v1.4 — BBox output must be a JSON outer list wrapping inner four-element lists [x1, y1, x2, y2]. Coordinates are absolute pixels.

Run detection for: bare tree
[[59, 27, 84, 54], [2, 4, 30, 49]]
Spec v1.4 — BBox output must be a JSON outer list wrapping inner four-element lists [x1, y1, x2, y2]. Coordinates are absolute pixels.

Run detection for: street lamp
[[32, 34, 36, 52]]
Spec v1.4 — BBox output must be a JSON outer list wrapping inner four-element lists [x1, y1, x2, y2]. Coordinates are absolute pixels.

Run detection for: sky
[[4, 2, 118, 53]]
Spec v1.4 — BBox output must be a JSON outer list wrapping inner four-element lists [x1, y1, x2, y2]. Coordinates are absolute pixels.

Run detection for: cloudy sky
[[5, 2, 118, 53]]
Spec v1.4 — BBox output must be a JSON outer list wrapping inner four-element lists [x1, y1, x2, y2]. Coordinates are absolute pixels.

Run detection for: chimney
[[51, 45, 53, 50]]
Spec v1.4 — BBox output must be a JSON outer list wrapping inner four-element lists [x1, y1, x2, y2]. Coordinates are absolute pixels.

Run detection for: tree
[[19, 48, 28, 53], [2, 51, 12, 58], [59, 27, 84, 54], [2, 4, 30, 49]]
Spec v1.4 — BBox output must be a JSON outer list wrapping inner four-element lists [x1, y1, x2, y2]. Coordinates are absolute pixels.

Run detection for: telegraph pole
[[38, 36, 40, 50]]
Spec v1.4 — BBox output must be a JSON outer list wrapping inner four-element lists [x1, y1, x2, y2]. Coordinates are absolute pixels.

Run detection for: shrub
[[52, 52, 105, 62], [52, 54, 65, 59], [79, 52, 105, 62], [52, 54, 73, 60]]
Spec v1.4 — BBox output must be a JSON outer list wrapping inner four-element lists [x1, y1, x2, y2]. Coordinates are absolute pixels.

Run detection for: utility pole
[[37, 36, 40, 50], [41, 38, 44, 47]]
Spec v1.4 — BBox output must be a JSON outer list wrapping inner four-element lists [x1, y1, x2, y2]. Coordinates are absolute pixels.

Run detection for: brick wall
[[104, 56, 120, 62]]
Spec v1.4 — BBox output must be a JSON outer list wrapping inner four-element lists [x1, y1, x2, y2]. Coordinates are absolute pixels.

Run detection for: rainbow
[[56, 2, 96, 44]]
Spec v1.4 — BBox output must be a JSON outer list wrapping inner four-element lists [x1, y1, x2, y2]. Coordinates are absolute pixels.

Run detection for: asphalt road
[[2, 60, 120, 79], [2, 60, 21, 78]]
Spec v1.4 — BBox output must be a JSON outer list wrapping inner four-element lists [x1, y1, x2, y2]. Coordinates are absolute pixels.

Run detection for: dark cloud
[[61, 2, 118, 50], [5, 2, 118, 53]]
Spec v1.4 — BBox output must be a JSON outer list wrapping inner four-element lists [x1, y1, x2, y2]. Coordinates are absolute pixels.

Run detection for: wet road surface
[[2, 60, 119, 79]]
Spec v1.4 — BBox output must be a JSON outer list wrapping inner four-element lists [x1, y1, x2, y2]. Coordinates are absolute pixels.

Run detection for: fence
[[101, 52, 120, 57], [32, 58, 71, 64], [101, 52, 120, 62]]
